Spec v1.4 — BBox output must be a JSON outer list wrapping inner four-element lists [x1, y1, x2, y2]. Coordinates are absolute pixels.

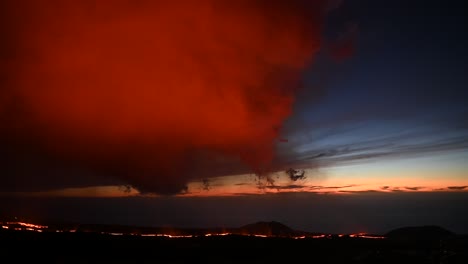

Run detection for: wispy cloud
[[283, 131, 468, 170]]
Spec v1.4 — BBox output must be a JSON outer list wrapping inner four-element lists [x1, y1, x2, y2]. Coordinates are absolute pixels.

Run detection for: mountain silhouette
[[238, 221, 297, 236], [385, 225, 455, 240]]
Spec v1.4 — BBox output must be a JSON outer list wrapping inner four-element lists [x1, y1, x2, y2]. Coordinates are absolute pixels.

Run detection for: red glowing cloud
[[1, 0, 331, 194]]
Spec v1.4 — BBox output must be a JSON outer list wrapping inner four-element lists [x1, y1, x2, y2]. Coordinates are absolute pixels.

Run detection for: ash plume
[[0, 0, 335, 194]]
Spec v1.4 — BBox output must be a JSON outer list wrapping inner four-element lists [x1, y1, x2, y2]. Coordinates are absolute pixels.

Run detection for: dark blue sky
[[281, 0, 468, 170]]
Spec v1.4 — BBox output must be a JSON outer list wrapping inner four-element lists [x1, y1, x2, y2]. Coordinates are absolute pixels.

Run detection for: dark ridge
[[239, 221, 296, 236], [385, 225, 455, 240]]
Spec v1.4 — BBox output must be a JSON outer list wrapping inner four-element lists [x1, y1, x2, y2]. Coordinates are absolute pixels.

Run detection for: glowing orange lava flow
[[0, 221, 386, 239]]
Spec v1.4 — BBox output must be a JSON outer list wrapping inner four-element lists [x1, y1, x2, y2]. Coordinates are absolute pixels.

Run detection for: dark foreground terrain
[[1, 229, 467, 264]]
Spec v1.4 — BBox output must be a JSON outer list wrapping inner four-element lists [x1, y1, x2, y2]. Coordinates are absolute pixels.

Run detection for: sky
[[1, 0, 467, 234]]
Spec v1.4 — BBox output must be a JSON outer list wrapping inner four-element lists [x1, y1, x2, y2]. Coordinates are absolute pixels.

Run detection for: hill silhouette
[[238, 221, 297, 236], [386, 225, 455, 240], [3, 218, 468, 263]]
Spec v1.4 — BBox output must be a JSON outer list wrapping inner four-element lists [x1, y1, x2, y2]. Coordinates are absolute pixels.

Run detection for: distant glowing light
[[6, 221, 48, 229], [0, 221, 387, 240]]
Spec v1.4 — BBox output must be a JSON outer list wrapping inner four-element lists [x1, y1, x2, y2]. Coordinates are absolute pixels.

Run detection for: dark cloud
[[201, 179, 211, 191], [0, 0, 336, 195], [338, 190, 381, 194], [404, 187, 424, 191], [447, 186, 468, 190], [285, 168, 307, 181], [265, 184, 305, 190], [309, 184, 356, 190]]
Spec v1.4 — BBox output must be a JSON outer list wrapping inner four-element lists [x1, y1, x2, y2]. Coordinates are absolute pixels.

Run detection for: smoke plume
[[0, 0, 331, 194]]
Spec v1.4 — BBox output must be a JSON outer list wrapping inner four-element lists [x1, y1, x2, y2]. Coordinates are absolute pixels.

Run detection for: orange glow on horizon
[[3, 169, 466, 198]]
